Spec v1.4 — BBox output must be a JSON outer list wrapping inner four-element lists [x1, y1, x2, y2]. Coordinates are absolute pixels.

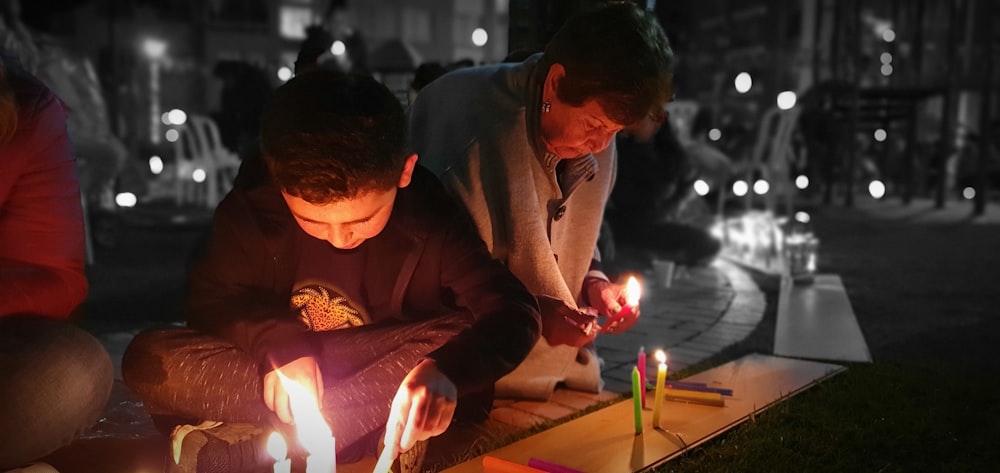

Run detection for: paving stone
[[548, 389, 611, 411], [489, 406, 548, 428], [507, 400, 577, 421]]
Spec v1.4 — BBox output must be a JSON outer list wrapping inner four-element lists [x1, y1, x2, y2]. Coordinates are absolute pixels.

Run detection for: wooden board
[[774, 274, 872, 363], [441, 354, 845, 473]]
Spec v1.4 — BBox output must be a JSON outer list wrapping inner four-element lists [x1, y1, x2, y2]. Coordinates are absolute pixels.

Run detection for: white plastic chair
[[172, 115, 240, 208], [742, 106, 803, 215]]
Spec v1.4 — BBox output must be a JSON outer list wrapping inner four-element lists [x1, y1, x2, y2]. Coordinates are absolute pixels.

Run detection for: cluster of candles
[[267, 372, 337, 473], [631, 349, 669, 433], [631, 348, 733, 433]]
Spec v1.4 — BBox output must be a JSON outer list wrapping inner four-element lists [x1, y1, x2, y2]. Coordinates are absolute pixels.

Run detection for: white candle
[[277, 371, 337, 473], [267, 432, 291, 473], [305, 439, 336, 473], [652, 350, 668, 427]]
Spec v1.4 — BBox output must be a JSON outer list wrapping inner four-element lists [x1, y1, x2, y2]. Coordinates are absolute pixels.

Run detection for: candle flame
[[267, 432, 288, 461], [655, 350, 667, 364], [275, 370, 334, 455], [625, 276, 641, 306]]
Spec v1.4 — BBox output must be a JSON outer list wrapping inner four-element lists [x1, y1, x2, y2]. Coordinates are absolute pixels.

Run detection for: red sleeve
[[0, 87, 88, 318]]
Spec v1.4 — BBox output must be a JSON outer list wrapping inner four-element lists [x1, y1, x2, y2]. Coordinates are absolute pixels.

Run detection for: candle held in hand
[[267, 432, 291, 473], [652, 350, 668, 427], [277, 371, 337, 473], [603, 276, 642, 331]]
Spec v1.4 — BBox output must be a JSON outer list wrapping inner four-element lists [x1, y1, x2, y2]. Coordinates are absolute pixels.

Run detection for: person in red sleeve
[[0, 52, 113, 470]]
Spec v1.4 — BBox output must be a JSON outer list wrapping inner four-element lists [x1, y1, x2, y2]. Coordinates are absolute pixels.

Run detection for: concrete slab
[[774, 274, 872, 363]]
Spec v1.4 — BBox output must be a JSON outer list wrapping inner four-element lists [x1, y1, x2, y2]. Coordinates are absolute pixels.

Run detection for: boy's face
[[281, 154, 417, 249]]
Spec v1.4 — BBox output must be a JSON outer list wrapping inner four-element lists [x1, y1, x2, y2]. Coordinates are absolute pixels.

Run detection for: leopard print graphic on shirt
[[291, 285, 364, 331]]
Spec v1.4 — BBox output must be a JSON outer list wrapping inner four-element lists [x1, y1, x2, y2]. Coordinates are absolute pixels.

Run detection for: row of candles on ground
[[631, 348, 733, 434]]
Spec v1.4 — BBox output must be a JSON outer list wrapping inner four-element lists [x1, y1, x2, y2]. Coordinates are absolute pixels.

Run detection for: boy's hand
[[263, 356, 324, 424], [382, 359, 457, 458], [537, 295, 599, 347]]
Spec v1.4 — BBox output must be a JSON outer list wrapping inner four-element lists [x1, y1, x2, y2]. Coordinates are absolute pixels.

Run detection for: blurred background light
[[142, 38, 167, 59], [277, 66, 293, 82], [734, 72, 752, 93], [115, 192, 137, 208], [165, 129, 179, 142], [794, 211, 811, 224], [795, 174, 809, 190], [777, 91, 797, 110], [882, 28, 896, 42], [192, 169, 207, 183], [881, 64, 893, 76], [733, 180, 749, 197], [753, 179, 770, 195], [880, 52, 893, 64], [693, 179, 710, 196], [331, 40, 346, 56], [148, 155, 163, 175], [708, 128, 722, 141], [874, 128, 887, 142], [472, 28, 488, 47], [167, 109, 187, 126], [963, 187, 976, 200], [869, 180, 886, 199]]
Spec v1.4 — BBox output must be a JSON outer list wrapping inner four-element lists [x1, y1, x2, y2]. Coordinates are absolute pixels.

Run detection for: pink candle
[[637, 347, 647, 408]]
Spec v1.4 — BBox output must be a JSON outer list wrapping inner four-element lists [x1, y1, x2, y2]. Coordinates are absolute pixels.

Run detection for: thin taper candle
[[652, 350, 668, 427], [631, 365, 643, 434], [638, 347, 647, 408]]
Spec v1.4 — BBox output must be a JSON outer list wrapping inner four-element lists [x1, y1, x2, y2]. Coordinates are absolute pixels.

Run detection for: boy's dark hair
[[259, 70, 407, 204], [544, 2, 674, 126]]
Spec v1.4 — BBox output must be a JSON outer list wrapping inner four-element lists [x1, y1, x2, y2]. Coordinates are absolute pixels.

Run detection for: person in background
[[408, 2, 674, 400], [407, 62, 447, 106], [608, 111, 722, 269], [121, 70, 540, 465], [0, 51, 113, 471]]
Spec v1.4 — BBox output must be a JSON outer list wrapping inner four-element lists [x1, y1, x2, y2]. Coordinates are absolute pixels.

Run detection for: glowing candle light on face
[[267, 432, 291, 473], [277, 371, 336, 473], [652, 350, 668, 427]]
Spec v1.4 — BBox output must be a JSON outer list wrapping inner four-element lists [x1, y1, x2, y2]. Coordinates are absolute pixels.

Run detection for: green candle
[[631, 365, 643, 435]]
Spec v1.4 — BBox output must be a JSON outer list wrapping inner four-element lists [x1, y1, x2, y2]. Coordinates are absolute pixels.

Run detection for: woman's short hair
[[545, 2, 674, 126], [259, 70, 408, 204]]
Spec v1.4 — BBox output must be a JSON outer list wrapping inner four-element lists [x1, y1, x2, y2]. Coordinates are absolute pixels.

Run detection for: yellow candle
[[652, 350, 668, 427], [267, 432, 291, 473]]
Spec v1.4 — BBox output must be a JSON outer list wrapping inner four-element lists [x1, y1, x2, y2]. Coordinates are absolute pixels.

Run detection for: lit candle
[[267, 432, 291, 473], [604, 276, 642, 331], [637, 347, 647, 409], [277, 371, 337, 473], [631, 365, 643, 435], [651, 350, 668, 427]]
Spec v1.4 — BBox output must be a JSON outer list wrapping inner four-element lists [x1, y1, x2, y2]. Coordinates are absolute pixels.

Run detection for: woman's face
[[539, 64, 626, 159]]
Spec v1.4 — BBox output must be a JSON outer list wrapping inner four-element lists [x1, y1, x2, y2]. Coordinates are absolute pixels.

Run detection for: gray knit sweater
[[409, 54, 616, 399]]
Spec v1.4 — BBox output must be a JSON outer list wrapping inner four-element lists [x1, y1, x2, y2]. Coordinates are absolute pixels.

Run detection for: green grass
[[655, 360, 1000, 472]]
